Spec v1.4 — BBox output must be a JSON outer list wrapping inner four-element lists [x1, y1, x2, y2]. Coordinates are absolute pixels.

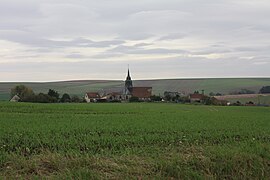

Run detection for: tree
[[164, 94, 172, 101], [48, 89, 60, 100], [150, 95, 162, 102], [35, 93, 56, 103], [260, 86, 270, 94], [60, 93, 71, 103], [11, 85, 34, 101], [209, 92, 215, 96], [71, 95, 81, 103]]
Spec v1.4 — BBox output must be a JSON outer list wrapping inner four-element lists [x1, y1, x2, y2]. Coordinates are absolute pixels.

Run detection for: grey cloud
[[0, 0, 270, 81], [108, 45, 188, 55]]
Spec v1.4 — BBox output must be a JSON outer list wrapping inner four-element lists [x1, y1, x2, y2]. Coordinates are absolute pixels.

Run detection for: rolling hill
[[1, 78, 270, 101]]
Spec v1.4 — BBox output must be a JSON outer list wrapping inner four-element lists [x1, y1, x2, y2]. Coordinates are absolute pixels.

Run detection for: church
[[123, 69, 152, 101], [85, 69, 152, 102]]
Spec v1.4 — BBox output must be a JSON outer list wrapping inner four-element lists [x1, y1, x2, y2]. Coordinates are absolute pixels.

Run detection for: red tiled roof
[[86, 92, 100, 98], [131, 87, 152, 98], [190, 94, 205, 99]]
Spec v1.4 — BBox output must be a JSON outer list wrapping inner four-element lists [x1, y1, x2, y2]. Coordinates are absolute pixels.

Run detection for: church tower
[[124, 68, 133, 95]]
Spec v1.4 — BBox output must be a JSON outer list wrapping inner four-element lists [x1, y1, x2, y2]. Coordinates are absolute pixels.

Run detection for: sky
[[0, 0, 270, 81]]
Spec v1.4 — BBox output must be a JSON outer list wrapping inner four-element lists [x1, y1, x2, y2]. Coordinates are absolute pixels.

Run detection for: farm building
[[85, 92, 100, 103], [10, 95, 21, 102]]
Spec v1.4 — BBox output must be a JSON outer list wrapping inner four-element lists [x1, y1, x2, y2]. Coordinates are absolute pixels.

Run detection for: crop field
[[0, 102, 269, 179]]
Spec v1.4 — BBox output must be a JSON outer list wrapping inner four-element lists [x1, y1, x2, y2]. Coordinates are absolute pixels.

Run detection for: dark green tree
[[71, 95, 81, 103], [48, 89, 60, 100], [260, 86, 270, 94], [60, 93, 71, 103]]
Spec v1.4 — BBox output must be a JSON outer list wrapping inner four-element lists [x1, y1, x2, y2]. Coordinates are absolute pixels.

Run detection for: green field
[[0, 102, 269, 179], [1, 78, 270, 100]]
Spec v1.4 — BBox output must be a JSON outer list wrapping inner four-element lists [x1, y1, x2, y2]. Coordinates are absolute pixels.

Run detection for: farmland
[[0, 102, 269, 179], [1, 78, 270, 101]]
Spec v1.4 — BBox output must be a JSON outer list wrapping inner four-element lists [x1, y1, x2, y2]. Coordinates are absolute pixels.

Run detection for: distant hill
[[1, 78, 270, 101]]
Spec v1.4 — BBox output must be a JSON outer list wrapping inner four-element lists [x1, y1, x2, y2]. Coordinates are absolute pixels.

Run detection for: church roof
[[131, 87, 152, 98]]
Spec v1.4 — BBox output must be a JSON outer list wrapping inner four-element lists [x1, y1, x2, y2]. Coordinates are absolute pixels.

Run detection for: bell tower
[[124, 68, 133, 94]]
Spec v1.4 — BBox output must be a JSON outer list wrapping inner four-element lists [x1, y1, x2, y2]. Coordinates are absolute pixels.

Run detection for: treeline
[[11, 85, 83, 103]]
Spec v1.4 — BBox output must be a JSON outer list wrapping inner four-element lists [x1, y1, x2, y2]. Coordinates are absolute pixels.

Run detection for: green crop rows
[[0, 102, 269, 179]]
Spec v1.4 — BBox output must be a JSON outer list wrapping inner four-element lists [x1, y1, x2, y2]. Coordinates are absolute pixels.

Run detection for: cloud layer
[[0, 0, 270, 81]]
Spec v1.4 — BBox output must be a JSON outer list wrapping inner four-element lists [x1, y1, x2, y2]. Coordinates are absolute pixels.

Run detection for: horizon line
[[1, 76, 270, 83]]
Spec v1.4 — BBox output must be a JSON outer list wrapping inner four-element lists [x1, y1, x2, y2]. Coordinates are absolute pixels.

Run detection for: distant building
[[10, 95, 21, 102], [85, 92, 100, 103], [123, 69, 152, 101], [189, 93, 206, 103], [105, 92, 122, 101], [131, 87, 152, 101], [85, 69, 152, 102]]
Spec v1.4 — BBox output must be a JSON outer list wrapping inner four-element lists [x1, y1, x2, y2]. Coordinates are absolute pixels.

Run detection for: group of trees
[[11, 85, 83, 103], [228, 86, 270, 95], [260, 86, 270, 94]]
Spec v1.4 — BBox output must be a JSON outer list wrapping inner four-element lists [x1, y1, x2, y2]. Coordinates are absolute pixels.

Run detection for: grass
[[1, 78, 270, 100], [0, 102, 269, 179]]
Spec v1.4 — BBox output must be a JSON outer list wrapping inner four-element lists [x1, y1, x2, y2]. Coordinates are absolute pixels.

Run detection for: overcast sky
[[0, 0, 270, 81]]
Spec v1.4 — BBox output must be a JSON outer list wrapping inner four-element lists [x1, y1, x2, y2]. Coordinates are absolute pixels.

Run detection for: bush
[[129, 96, 139, 102], [60, 93, 71, 103], [71, 95, 82, 103], [150, 95, 162, 102], [35, 93, 57, 103]]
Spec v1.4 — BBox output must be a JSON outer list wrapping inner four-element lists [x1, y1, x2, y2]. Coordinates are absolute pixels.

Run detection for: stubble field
[[0, 102, 269, 179]]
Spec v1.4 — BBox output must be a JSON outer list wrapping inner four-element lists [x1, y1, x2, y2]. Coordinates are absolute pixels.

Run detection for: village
[[9, 69, 270, 106]]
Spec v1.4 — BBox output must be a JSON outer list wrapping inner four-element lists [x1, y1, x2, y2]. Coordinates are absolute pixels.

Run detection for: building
[[85, 92, 100, 103], [85, 69, 152, 102], [123, 69, 152, 101], [189, 93, 206, 103], [10, 95, 21, 102], [105, 92, 123, 101]]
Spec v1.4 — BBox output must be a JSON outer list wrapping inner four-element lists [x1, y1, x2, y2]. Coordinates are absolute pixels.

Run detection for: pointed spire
[[126, 65, 131, 80], [127, 68, 130, 78]]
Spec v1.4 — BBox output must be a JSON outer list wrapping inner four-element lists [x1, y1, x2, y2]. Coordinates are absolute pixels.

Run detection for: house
[[10, 95, 21, 102], [105, 92, 123, 101], [189, 93, 206, 103], [85, 92, 100, 103]]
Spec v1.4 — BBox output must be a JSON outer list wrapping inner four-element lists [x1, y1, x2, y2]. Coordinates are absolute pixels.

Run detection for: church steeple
[[126, 68, 131, 80], [125, 68, 133, 94]]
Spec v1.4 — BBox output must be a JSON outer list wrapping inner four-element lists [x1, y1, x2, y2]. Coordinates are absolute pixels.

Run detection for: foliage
[[164, 94, 172, 101], [129, 96, 139, 102], [48, 89, 60, 100], [10, 85, 34, 101], [209, 92, 222, 96], [35, 93, 58, 103], [260, 86, 270, 94], [71, 95, 82, 103], [60, 93, 71, 103], [229, 89, 255, 95], [150, 95, 162, 102]]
